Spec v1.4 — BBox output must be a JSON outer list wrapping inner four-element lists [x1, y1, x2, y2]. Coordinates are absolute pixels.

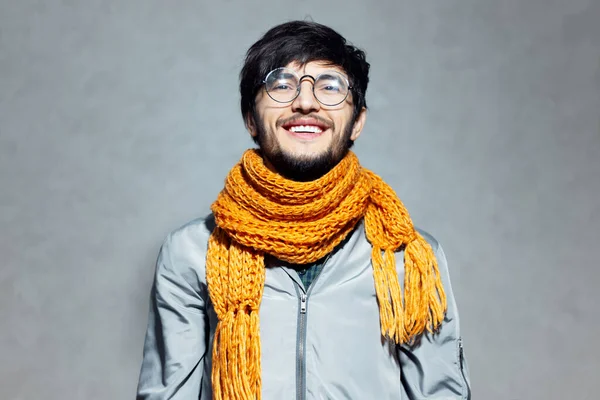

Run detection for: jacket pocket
[[458, 338, 472, 399]]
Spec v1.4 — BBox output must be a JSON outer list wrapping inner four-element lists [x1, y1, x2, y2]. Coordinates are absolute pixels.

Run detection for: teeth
[[289, 125, 323, 134]]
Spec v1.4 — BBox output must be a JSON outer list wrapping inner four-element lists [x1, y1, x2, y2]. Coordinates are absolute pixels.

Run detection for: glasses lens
[[314, 72, 349, 106], [264, 68, 298, 103]]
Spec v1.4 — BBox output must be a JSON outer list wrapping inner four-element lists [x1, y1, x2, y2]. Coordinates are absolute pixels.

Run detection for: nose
[[291, 79, 320, 113]]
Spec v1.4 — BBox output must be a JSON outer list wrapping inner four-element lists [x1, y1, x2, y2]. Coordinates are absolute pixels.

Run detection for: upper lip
[[280, 117, 331, 131]]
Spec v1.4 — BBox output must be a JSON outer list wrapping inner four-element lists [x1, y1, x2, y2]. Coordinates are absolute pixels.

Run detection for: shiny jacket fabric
[[137, 216, 472, 399]]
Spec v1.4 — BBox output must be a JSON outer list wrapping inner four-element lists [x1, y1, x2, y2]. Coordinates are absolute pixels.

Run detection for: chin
[[282, 146, 330, 161], [280, 138, 331, 156], [262, 144, 338, 182]]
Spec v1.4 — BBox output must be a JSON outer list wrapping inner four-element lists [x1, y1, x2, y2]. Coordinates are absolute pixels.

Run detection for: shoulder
[[415, 227, 441, 253], [412, 227, 451, 276], [165, 214, 216, 255], [412, 227, 456, 298], [156, 214, 216, 283]]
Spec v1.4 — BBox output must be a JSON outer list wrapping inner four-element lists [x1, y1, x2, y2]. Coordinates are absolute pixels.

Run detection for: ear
[[245, 113, 258, 138], [350, 107, 367, 141]]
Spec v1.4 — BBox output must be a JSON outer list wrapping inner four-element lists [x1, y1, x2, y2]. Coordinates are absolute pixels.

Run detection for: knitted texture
[[206, 149, 447, 400]]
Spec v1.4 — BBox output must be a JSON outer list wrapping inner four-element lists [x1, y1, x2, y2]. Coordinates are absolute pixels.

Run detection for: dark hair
[[240, 21, 370, 125]]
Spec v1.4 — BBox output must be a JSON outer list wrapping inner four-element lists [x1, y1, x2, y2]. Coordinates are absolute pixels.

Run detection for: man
[[137, 20, 471, 400]]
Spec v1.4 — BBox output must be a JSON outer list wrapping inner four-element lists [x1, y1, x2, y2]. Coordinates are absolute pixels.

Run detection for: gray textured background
[[1, 1, 599, 399]]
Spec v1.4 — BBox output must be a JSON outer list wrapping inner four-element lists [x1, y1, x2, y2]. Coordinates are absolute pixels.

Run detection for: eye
[[274, 83, 292, 90], [322, 85, 341, 92], [316, 81, 342, 92], [269, 79, 297, 91]]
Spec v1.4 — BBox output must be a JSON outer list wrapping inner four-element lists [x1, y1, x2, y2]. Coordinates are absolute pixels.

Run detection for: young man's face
[[248, 61, 367, 181]]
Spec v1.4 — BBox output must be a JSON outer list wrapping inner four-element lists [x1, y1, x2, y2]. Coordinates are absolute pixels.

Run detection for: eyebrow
[[317, 73, 341, 80], [275, 69, 348, 82]]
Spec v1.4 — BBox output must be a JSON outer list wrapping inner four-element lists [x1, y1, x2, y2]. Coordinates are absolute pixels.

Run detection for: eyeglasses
[[262, 67, 352, 106]]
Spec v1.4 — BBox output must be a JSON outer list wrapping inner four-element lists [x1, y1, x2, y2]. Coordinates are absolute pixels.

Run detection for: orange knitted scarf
[[206, 149, 447, 399]]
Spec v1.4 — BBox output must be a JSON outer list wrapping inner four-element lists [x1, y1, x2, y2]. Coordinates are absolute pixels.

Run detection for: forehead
[[283, 60, 348, 77]]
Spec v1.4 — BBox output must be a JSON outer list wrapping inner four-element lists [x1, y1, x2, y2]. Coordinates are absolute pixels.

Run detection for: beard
[[253, 113, 355, 182]]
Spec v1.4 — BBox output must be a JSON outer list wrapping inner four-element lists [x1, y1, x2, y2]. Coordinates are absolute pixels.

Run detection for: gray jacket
[[137, 216, 471, 399]]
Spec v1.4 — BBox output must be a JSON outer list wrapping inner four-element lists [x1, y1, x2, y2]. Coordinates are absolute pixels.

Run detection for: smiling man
[[137, 21, 471, 400]]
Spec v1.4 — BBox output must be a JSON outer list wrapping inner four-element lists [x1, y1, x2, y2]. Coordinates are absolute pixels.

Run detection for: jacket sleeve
[[399, 237, 472, 399], [136, 234, 209, 399]]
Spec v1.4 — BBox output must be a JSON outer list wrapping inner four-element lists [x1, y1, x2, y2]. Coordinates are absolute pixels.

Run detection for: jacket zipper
[[296, 292, 308, 400], [295, 255, 330, 400]]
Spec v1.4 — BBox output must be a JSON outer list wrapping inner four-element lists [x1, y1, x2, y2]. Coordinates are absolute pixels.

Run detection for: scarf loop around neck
[[206, 149, 447, 399]]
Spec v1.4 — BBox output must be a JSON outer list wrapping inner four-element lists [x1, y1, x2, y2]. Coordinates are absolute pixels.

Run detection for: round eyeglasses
[[263, 67, 352, 106]]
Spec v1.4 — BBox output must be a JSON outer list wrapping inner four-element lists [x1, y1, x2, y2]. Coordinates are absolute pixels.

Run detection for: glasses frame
[[262, 67, 353, 107]]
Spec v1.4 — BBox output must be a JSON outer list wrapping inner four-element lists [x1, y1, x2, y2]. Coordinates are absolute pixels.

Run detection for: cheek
[[333, 113, 353, 134], [258, 108, 279, 131], [253, 95, 278, 131]]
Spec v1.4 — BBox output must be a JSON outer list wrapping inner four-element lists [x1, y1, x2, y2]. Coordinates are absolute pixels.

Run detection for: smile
[[281, 118, 330, 140], [289, 125, 323, 134], [284, 125, 328, 141]]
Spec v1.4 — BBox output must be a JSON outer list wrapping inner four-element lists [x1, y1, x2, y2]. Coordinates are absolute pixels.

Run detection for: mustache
[[276, 113, 334, 129]]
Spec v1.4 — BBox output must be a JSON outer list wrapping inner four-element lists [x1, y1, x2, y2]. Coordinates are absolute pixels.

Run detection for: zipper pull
[[300, 293, 307, 314]]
